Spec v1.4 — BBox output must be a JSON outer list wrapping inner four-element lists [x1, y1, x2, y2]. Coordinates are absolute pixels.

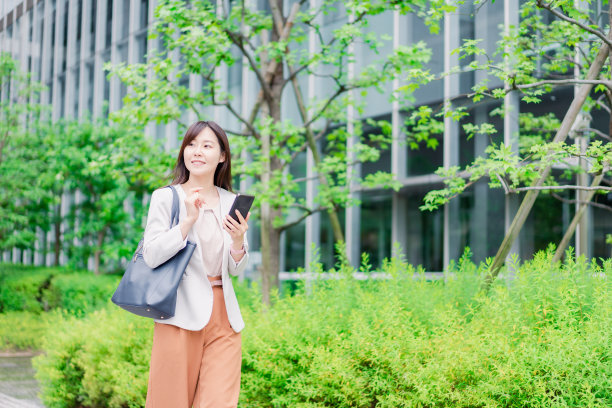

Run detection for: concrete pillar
[[51, 0, 65, 121], [108, 0, 122, 113], [504, 0, 520, 261], [345, 13, 360, 267], [92, 0, 107, 117], [40, 0, 53, 106], [443, 10, 460, 269], [391, 9, 408, 257], [64, 0, 77, 118], [78, 0, 92, 118], [305, 0, 321, 271]]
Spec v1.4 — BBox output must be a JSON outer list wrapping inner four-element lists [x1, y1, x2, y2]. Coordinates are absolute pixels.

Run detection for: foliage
[[107, 0, 450, 291], [33, 251, 611, 407], [0, 264, 119, 315], [35, 118, 175, 273], [0, 53, 175, 273], [0, 52, 47, 250], [407, 0, 612, 213], [33, 309, 152, 408], [0, 266, 61, 313], [0, 310, 65, 351], [41, 273, 119, 315]]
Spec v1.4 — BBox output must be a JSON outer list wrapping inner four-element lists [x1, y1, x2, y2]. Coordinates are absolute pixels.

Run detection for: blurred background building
[[1, 0, 610, 273]]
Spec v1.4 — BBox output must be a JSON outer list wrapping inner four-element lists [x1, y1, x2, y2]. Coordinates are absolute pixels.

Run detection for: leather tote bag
[[112, 186, 196, 319]]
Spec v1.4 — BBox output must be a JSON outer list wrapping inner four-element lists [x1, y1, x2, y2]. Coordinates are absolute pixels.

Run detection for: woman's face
[[183, 127, 225, 177]]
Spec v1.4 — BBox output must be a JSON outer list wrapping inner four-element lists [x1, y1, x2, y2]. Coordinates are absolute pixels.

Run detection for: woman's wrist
[[184, 216, 198, 226], [230, 241, 245, 254]]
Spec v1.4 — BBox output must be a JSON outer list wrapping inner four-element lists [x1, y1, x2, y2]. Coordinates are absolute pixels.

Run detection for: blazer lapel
[[217, 187, 233, 277]]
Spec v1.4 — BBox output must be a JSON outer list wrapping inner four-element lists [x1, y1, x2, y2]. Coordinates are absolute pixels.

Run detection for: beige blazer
[[142, 184, 248, 332]]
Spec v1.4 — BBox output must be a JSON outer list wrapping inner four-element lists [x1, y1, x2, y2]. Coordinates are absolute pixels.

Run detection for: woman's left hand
[[223, 210, 250, 248]]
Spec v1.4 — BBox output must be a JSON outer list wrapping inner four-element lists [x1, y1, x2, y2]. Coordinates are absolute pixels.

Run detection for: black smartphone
[[228, 194, 255, 222]]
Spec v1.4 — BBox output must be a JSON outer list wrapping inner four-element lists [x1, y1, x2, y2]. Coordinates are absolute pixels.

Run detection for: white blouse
[[195, 203, 224, 277]]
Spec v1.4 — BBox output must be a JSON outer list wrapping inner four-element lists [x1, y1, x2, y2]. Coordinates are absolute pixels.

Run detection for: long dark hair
[[171, 121, 233, 191]]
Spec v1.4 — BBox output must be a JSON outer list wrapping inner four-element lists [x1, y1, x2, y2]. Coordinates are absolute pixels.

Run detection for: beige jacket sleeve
[[142, 187, 188, 269], [227, 234, 249, 276]]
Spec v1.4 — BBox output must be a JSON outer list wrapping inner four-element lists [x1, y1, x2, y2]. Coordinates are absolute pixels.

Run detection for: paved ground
[[0, 392, 43, 408], [0, 355, 44, 407]]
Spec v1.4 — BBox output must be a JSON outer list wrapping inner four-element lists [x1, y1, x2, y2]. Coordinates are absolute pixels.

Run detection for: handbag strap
[[167, 185, 180, 228], [132, 185, 181, 261]]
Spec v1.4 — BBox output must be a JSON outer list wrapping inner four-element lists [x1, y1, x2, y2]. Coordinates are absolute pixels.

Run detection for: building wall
[[1, 0, 608, 272]]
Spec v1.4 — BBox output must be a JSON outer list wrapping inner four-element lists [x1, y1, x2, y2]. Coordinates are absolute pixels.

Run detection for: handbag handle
[[168, 185, 180, 228], [132, 185, 180, 261]]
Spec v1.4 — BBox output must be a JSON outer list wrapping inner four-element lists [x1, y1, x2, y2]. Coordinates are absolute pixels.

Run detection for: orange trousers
[[145, 283, 242, 408]]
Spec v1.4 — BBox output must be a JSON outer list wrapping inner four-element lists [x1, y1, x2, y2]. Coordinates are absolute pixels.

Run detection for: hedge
[[33, 250, 611, 407], [0, 264, 119, 315]]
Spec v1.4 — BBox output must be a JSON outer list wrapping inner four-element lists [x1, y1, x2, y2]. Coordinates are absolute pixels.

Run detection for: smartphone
[[228, 194, 255, 222]]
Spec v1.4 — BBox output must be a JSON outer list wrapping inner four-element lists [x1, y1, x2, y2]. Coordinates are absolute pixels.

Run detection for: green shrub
[[33, 251, 611, 407], [0, 268, 56, 312], [33, 308, 153, 408], [0, 310, 65, 350], [41, 274, 120, 315], [0, 264, 119, 315]]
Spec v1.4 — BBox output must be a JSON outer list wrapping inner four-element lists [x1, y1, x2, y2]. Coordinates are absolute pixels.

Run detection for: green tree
[[0, 52, 47, 253], [40, 119, 174, 274], [109, 0, 446, 301], [0, 53, 173, 272], [410, 0, 612, 288]]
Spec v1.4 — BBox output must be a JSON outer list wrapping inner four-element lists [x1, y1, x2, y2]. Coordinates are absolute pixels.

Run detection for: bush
[[0, 310, 66, 351], [42, 273, 120, 315], [34, 251, 611, 407], [33, 308, 152, 408], [0, 266, 57, 312], [0, 263, 119, 315]]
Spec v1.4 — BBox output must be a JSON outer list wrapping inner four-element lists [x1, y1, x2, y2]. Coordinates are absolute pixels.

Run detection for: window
[[106, 0, 113, 48], [75, 0, 82, 62], [120, 0, 130, 39], [90, 0, 97, 54], [140, 0, 149, 29], [136, 33, 147, 63], [360, 192, 392, 269]]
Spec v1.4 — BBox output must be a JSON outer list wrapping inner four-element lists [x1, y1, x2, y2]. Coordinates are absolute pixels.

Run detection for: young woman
[[141, 120, 250, 408]]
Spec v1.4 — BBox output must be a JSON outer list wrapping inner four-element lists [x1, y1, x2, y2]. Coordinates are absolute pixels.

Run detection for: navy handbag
[[112, 186, 197, 319]]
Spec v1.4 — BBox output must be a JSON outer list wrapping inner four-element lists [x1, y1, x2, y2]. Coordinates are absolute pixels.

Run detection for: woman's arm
[[142, 188, 190, 269], [228, 235, 249, 276], [224, 209, 250, 276]]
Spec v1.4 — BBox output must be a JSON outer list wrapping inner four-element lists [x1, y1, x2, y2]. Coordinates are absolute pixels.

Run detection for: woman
[[141, 120, 250, 408]]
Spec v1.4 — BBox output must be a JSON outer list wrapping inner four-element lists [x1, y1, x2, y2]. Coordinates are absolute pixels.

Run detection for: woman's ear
[[219, 152, 226, 163]]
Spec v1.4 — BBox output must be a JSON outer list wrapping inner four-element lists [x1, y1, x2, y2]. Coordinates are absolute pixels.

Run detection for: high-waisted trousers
[[145, 280, 242, 408]]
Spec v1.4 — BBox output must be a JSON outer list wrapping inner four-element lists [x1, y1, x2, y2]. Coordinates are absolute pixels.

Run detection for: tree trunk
[[483, 42, 610, 291], [289, 72, 345, 244], [93, 229, 105, 275], [53, 195, 62, 266], [552, 174, 604, 263]]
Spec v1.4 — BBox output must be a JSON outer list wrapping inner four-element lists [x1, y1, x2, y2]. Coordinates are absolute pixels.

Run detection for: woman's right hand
[[184, 187, 204, 224]]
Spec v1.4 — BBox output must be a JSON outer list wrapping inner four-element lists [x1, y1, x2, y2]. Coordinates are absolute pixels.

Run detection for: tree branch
[[574, 127, 612, 141], [224, 29, 274, 102], [512, 79, 612, 91], [496, 174, 511, 195], [303, 85, 350, 129], [278, 204, 325, 232], [509, 184, 612, 193], [537, 0, 612, 49], [551, 192, 612, 212], [288, 119, 331, 163]]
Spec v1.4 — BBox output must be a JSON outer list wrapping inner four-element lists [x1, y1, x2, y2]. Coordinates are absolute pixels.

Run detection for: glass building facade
[[1, 0, 610, 273]]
